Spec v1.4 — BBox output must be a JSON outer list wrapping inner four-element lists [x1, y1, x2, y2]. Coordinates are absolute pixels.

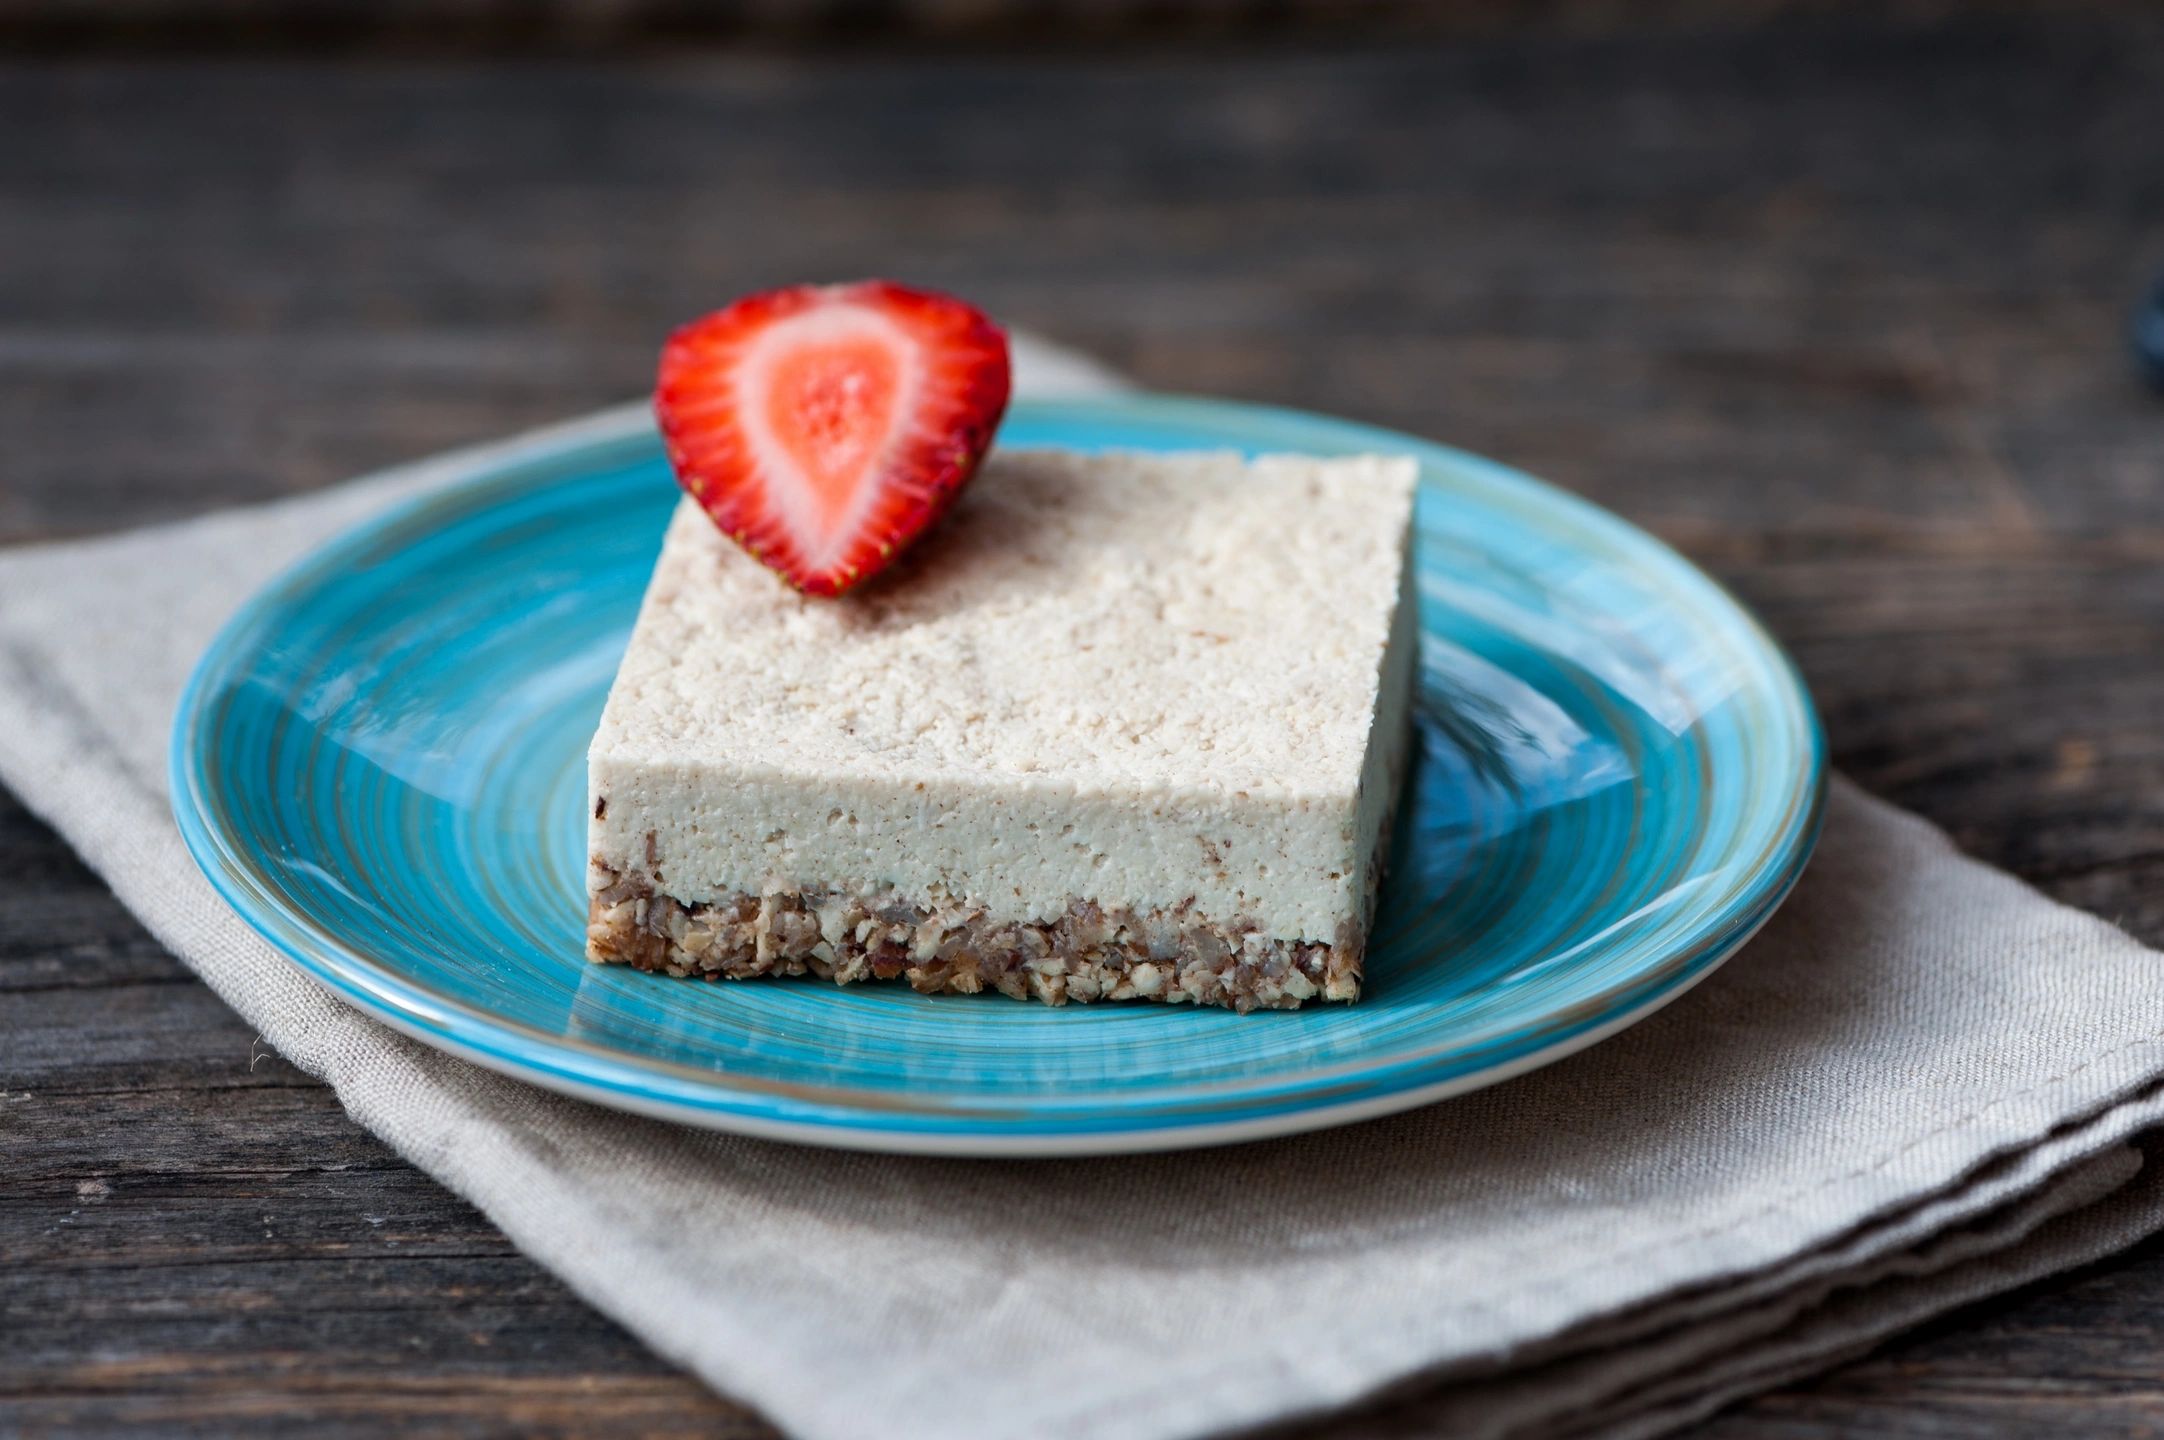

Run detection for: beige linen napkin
[[6, 336, 2164, 1440]]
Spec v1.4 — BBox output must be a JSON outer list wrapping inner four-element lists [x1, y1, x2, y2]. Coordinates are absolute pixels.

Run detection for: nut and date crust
[[585, 863, 1367, 1013]]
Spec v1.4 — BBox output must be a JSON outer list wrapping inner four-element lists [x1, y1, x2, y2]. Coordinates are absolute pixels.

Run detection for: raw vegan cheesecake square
[[586, 448, 1418, 1011]]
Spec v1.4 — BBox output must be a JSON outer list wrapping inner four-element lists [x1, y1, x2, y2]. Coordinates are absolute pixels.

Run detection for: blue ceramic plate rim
[[172, 393, 1828, 1155]]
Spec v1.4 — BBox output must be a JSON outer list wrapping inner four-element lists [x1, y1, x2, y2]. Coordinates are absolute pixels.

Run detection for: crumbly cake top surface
[[591, 447, 1416, 800]]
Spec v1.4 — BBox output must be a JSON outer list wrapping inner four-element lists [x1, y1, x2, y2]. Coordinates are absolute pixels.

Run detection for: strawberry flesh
[[655, 280, 1011, 596]]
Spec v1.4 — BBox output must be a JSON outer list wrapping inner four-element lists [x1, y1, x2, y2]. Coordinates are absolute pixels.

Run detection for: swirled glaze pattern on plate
[[173, 394, 1825, 1155]]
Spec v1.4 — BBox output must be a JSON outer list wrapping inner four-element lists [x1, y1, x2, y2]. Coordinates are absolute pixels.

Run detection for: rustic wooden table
[[8, 10, 2164, 1436]]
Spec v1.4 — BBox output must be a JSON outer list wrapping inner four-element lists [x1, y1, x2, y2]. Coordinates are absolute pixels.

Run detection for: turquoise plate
[[173, 395, 1825, 1156]]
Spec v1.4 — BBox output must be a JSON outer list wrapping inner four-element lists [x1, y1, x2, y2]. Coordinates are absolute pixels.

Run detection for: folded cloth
[[5, 335, 2164, 1440]]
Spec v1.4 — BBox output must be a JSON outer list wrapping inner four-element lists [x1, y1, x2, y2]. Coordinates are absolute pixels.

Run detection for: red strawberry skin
[[654, 280, 1011, 597]]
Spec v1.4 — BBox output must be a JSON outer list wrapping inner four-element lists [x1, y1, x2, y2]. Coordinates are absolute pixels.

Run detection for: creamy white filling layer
[[588, 448, 1418, 942]]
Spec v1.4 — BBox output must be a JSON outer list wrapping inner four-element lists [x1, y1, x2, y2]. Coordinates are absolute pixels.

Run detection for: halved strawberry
[[654, 280, 1011, 597]]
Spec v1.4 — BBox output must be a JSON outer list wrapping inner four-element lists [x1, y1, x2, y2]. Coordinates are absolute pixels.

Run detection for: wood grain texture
[[4, 10, 2164, 1436]]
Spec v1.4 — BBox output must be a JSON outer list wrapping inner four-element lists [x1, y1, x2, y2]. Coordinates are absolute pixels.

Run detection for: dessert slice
[[586, 448, 1418, 1011]]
